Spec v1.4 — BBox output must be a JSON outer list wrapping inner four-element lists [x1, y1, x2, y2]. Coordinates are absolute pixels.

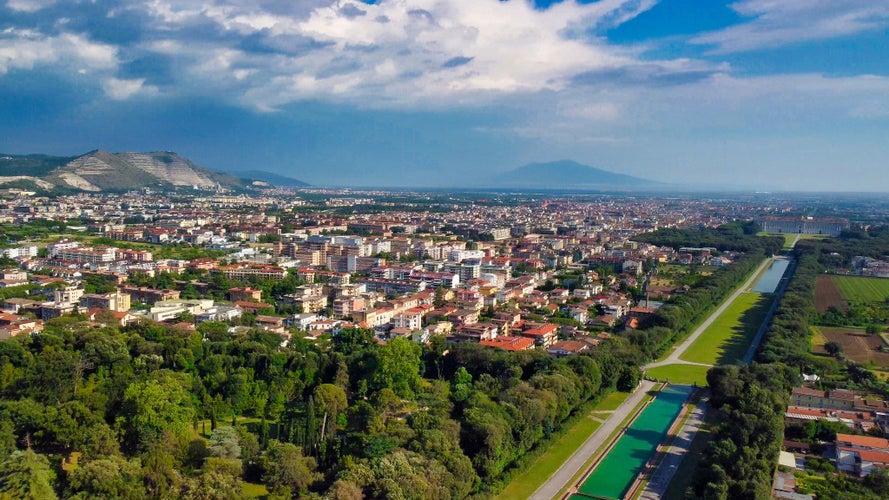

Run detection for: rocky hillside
[[48, 150, 244, 191], [0, 150, 310, 192]]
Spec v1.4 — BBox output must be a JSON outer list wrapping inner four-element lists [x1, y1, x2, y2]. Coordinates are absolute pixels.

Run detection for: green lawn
[[593, 391, 631, 412], [646, 364, 710, 386], [832, 275, 889, 304], [497, 418, 602, 500], [679, 292, 772, 365], [758, 232, 830, 250]]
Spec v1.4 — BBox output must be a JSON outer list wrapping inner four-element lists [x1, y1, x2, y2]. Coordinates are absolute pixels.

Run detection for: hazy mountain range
[[0, 153, 661, 193], [486, 160, 662, 190], [0, 151, 309, 192]]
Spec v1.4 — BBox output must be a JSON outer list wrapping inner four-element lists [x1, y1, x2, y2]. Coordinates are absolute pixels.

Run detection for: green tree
[[372, 338, 422, 398], [313, 384, 347, 439], [182, 457, 245, 500], [121, 375, 196, 450], [67, 455, 146, 499], [0, 449, 58, 500], [261, 441, 320, 496], [451, 367, 472, 403], [207, 427, 241, 460]]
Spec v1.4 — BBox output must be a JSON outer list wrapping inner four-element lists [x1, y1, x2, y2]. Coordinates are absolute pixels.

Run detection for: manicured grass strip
[[679, 292, 771, 365], [832, 275, 889, 304], [646, 364, 710, 386], [497, 419, 602, 500], [593, 391, 631, 412]]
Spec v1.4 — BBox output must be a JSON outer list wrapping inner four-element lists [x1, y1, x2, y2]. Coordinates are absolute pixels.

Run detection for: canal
[[752, 258, 790, 294], [574, 385, 694, 499]]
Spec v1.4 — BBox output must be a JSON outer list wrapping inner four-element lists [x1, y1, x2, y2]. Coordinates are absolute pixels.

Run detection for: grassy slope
[[679, 292, 772, 365], [645, 365, 710, 386]]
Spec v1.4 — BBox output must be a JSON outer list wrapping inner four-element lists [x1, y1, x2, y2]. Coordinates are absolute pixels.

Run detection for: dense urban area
[[2, 186, 889, 500]]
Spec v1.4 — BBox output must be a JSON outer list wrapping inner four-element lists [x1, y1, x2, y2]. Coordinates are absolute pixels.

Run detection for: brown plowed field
[[815, 275, 846, 313], [817, 327, 889, 367]]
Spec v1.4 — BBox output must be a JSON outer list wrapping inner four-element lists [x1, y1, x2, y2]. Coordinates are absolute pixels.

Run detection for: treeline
[[756, 255, 823, 371], [758, 253, 889, 397], [691, 364, 796, 499], [635, 221, 783, 255], [622, 251, 767, 361], [688, 258, 816, 499], [0, 312, 642, 499], [692, 251, 889, 498], [797, 224, 889, 268]]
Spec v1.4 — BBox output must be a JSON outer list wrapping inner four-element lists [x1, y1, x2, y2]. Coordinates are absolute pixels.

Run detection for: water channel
[[752, 258, 790, 294]]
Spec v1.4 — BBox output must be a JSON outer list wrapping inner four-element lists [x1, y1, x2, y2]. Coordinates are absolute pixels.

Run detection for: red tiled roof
[[836, 434, 889, 449], [480, 336, 535, 351]]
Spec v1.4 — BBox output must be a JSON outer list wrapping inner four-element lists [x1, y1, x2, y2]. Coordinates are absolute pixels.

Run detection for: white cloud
[[5, 0, 56, 13], [102, 77, 157, 100], [0, 29, 116, 74], [128, 0, 676, 110], [692, 0, 889, 53]]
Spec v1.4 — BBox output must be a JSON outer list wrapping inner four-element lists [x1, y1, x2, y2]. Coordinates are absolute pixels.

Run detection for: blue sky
[[1, 0, 888, 191]]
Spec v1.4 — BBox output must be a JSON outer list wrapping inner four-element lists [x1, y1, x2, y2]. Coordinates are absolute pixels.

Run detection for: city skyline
[[1, 0, 888, 191]]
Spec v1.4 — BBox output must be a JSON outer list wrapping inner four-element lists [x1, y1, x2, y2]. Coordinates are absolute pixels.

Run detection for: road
[[644, 257, 773, 370], [639, 401, 708, 499], [529, 380, 657, 500]]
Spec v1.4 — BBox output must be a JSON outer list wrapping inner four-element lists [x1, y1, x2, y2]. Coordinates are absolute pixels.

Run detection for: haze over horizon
[[1, 0, 888, 191]]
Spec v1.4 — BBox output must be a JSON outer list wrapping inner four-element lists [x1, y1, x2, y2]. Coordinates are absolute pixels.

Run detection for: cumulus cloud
[[692, 0, 889, 53], [102, 77, 157, 100], [5, 0, 56, 12], [109, 0, 683, 110], [1, 0, 886, 122], [0, 29, 116, 74]]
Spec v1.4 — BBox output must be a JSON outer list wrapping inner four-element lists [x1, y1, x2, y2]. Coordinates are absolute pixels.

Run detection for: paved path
[[644, 257, 773, 370], [639, 400, 708, 500], [530, 380, 657, 500]]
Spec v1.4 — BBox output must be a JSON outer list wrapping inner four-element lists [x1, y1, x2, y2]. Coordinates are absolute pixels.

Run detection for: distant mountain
[[0, 153, 75, 176], [43, 150, 246, 192], [228, 170, 310, 188], [488, 160, 662, 190], [0, 150, 315, 193]]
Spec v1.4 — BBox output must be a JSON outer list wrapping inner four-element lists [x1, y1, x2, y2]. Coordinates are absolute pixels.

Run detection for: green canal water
[[575, 385, 693, 499]]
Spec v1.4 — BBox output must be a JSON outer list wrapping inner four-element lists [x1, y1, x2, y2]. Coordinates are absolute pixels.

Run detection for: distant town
[[2, 187, 889, 500]]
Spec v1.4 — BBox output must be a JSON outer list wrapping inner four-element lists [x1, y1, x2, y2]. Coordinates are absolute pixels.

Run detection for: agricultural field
[[833, 276, 889, 304], [814, 326, 889, 368], [679, 292, 772, 366], [815, 276, 846, 313], [816, 275, 889, 325], [816, 275, 889, 312]]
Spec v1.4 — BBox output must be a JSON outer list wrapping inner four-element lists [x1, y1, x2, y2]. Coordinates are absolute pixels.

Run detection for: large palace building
[[759, 216, 850, 236]]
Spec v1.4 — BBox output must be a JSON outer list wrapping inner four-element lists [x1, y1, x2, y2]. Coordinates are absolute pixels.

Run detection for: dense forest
[[0, 222, 793, 498], [635, 221, 784, 255], [797, 225, 889, 269], [0, 312, 651, 499]]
